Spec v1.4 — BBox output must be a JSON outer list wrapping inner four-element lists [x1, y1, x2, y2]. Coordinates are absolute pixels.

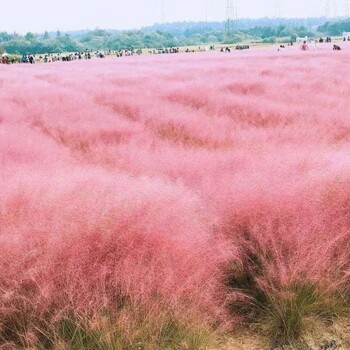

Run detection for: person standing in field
[[300, 41, 309, 51], [310, 40, 317, 50]]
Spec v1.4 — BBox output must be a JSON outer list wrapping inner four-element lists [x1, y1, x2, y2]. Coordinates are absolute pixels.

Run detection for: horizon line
[[2, 15, 346, 35]]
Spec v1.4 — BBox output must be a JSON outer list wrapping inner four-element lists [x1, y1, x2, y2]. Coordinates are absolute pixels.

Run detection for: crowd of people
[[301, 37, 332, 50], [0, 37, 348, 65], [319, 36, 332, 43], [116, 49, 142, 57], [299, 36, 348, 51], [147, 47, 180, 54], [20, 50, 107, 63], [0, 49, 110, 64], [1, 56, 16, 64]]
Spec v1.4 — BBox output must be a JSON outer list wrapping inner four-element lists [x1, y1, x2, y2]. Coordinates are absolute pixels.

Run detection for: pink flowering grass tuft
[[1, 46, 350, 347]]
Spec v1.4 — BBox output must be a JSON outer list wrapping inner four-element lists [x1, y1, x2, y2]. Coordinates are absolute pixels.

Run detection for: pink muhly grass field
[[1, 45, 350, 347]]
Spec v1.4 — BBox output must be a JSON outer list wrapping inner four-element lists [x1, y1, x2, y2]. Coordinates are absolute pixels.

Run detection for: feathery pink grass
[[1, 45, 350, 347]]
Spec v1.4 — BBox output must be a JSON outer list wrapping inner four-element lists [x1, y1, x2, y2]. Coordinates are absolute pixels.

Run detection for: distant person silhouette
[[300, 41, 309, 51]]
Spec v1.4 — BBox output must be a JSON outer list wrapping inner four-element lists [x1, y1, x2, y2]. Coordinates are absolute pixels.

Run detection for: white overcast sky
[[0, 0, 341, 33]]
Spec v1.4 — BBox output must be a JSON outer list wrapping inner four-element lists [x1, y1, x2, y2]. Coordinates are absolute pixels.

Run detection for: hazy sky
[[0, 0, 337, 33]]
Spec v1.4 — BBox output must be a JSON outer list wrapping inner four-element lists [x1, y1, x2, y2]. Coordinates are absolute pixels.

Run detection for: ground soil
[[212, 319, 350, 350]]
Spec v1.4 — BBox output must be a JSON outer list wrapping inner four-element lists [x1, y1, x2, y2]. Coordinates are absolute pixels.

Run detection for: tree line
[[0, 17, 347, 55]]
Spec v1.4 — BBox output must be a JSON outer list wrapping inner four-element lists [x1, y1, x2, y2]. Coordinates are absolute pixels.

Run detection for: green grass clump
[[265, 282, 347, 347], [226, 252, 348, 347], [54, 314, 213, 350], [0, 307, 214, 350]]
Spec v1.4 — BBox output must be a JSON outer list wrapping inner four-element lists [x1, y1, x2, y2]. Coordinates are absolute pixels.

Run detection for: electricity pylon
[[161, 0, 165, 23], [274, 0, 283, 18], [225, 0, 238, 39], [325, 0, 338, 18], [343, 0, 350, 17]]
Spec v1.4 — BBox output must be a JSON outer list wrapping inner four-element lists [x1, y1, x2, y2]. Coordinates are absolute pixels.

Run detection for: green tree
[[25, 32, 35, 41], [0, 32, 12, 42]]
